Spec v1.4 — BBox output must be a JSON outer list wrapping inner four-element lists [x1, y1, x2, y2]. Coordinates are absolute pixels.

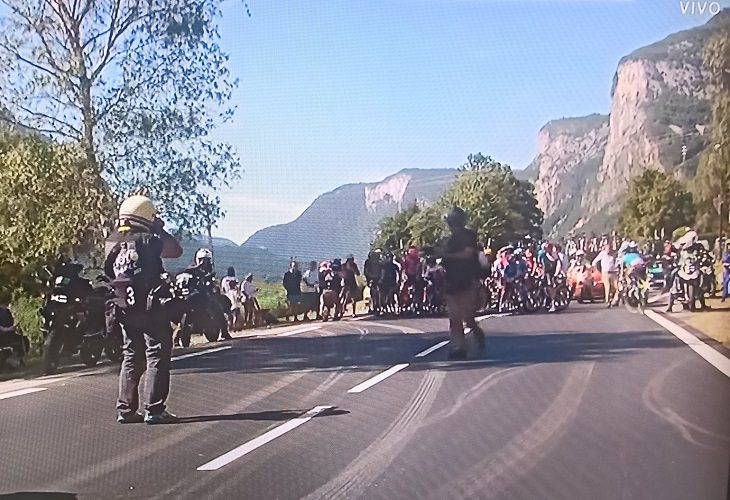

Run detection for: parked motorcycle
[[38, 262, 120, 375], [173, 269, 227, 347]]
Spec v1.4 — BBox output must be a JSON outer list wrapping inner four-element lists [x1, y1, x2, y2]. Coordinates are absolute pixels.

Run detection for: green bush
[[11, 293, 43, 355]]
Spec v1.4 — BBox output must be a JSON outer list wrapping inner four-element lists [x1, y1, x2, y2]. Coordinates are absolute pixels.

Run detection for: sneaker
[[548, 305, 557, 313], [117, 412, 144, 424], [447, 348, 467, 361], [144, 411, 180, 425]]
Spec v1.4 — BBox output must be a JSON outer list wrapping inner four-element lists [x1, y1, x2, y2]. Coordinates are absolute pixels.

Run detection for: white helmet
[[118, 195, 156, 228], [675, 229, 698, 249], [195, 248, 213, 265]]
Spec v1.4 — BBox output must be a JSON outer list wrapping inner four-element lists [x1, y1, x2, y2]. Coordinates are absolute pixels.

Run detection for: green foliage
[[0, 132, 109, 294], [372, 203, 421, 251], [10, 293, 43, 354], [0, 0, 242, 232], [373, 154, 544, 251], [693, 29, 730, 233], [617, 168, 696, 241]]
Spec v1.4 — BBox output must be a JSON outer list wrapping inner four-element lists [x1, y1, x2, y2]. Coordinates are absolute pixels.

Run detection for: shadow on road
[[174, 323, 681, 376], [176, 407, 350, 424], [0, 494, 77, 499]]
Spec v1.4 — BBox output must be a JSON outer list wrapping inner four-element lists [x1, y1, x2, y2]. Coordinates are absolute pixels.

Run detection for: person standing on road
[[302, 260, 320, 320], [283, 261, 303, 322], [221, 267, 241, 330], [439, 207, 486, 360], [104, 195, 183, 425], [721, 242, 730, 302], [241, 274, 259, 327], [593, 244, 619, 307], [342, 255, 361, 317]]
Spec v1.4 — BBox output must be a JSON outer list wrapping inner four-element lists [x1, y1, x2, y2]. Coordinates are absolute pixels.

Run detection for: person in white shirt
[[302, 260, 319, 293], [240, 273, 259, 327], [592, 244, 619, 306], [220, 267, 241, 329]]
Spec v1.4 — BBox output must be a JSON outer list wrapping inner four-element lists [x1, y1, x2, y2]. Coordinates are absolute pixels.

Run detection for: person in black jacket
[[104, 195, 182, 425]]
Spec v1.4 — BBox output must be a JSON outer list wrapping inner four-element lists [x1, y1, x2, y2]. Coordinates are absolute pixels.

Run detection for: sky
[[187, 1, 726, 242]]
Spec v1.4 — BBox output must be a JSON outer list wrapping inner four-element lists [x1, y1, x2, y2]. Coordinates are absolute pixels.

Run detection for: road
[[1, 303, 729, 499]]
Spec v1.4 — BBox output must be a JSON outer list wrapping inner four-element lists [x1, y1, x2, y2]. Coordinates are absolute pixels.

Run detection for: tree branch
[[15, 103, 82, 137]]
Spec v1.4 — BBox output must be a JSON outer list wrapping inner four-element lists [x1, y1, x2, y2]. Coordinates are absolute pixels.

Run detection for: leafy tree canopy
[[617, 168, 696, 241], [372, 153, 544, 252], [0, 131, 110, 294], [0, 0, 243, 232]]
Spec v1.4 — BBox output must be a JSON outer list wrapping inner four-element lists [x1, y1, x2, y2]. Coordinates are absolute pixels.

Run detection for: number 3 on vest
[[126, 287, 136, 306]]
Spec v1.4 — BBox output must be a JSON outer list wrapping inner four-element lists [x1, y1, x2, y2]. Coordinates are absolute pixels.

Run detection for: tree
[[617, 168, 695, 241], [372, 203, 420, 252], [693, 29, 730, 234], [0, 131, 110, 294], [0, 0, 242, 232], [437, 154, 543, 248], [372, 153, 544, 251]]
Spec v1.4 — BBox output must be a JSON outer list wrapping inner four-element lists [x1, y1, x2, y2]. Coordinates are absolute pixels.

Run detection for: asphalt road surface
[[1, 303, 729, 499]]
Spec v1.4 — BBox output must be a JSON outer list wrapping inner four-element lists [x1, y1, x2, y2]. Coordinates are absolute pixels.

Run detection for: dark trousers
[[117, 312, 172, 416]]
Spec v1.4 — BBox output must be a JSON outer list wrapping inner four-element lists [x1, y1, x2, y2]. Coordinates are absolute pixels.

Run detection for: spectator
[[440, 207, 485, 360], [283, 261, 304, 322], [220, 267, 240, 330], [302, 260, 319, 293], [342, 255, 361, 317], [593, 244, 619, 307], [722, 242, 730, 302], [241, 274, 259, 327]]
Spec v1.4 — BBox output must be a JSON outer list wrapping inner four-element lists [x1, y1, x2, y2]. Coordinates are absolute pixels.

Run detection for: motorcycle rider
[[104, 195, 182, 425], [670, 229, 708, 312], [183, 248, 232, 341]]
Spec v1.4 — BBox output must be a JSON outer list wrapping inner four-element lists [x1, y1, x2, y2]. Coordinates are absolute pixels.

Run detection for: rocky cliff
[[535, 11, 728, 237]]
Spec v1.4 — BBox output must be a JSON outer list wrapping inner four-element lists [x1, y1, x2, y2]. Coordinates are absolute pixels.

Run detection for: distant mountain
[[242, 168, 458, 265], [166, 235, 290, 283]]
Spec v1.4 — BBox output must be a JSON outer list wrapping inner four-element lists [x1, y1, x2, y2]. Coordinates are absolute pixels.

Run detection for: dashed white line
[[171, 346, 232, 362], [347, 364, 410, 393], [360, 321, 424, 334], [415, 341, 450, 358], [197, 405, 334, 471], [0, 387, 48, 400], [276, 326, 322, 337], [645, 310, 730, 379]]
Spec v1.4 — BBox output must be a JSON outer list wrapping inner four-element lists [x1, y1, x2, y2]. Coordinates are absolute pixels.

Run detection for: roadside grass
[[685, 298, 730, 349]]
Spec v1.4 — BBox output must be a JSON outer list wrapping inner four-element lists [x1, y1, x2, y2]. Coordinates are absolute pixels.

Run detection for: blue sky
[[212, 0, 726, 243]]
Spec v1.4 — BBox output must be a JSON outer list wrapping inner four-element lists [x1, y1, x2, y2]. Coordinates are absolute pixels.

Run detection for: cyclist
[[401, 245, 424, 311], [539, 242, 563, 312], [613, 241, 646, 307]]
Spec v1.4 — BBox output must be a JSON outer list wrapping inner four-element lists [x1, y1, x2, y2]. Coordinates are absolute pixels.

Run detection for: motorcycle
[[173, 269, 227, 347], [38, 262, 120, 375], [677, 254, 701, 312]]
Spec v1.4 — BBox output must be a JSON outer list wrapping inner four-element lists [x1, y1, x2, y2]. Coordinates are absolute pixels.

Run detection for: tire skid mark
[[55, 370, 314, 490], [305, 370, 445, 500], [429, 362, 595, 500], [642, 357, 730, 450]]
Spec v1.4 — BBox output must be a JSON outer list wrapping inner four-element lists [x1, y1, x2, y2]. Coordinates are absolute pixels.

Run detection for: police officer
[[104, 195, 182, 424]]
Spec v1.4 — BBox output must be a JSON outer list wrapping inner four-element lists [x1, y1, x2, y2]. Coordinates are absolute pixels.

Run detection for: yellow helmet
[[118, 195, 156, 228]]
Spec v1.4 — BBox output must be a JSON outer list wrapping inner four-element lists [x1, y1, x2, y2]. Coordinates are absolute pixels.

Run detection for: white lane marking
[[171, 346, 232, 362], [415, 340, 450, 358], [276, 326, 322, 337], [350, 316, 368, 321], [0, 387, 48, 400], [197, 405, 334, 471], [476, 312, 511, 321], [645, 310, 730, 379], [360, 321, 424, 334], [347, 364, 410, 393]]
